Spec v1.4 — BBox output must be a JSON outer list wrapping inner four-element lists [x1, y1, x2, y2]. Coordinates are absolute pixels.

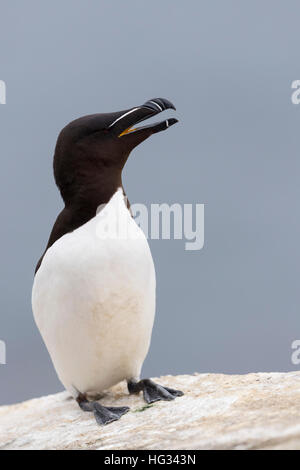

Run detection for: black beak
[[142, 98, 176, 113], [109, 97, 178, 138]]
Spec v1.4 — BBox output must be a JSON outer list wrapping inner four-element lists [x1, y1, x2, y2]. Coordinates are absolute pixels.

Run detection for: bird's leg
[[127, 378, 184, 404], [76, 393, 129, 426]]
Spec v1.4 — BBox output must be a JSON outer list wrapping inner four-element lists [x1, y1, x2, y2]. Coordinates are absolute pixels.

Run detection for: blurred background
[[1, 0, 300, 405]]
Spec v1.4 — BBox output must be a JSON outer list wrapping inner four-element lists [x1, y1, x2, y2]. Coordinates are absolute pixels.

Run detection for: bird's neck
[[66, 171, 125, 215]]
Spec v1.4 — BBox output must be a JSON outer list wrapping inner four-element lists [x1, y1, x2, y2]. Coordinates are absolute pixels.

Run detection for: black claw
[[128, 378, 184, 404], [106, 406, 130, 414], [164, 387, 184, 398]]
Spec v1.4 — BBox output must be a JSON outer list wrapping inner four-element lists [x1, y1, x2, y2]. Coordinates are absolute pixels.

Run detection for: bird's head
[[53, 98, 178, 207]]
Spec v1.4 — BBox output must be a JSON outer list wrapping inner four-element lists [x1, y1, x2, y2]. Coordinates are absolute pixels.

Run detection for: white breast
[[32, 189, 156, 397]]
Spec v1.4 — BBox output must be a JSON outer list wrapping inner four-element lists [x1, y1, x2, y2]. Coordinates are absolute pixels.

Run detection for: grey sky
[[1, 0, 300, 405]]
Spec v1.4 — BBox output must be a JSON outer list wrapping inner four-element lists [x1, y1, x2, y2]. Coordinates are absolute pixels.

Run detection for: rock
[[1, 372, 300, 450]]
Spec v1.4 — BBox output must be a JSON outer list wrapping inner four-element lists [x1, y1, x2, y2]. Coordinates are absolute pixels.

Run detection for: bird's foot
[[127, 378, 184, 404], [77, 394, 129, 426]]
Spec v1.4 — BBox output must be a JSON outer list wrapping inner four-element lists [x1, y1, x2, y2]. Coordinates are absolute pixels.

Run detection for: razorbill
[[32, 98, 183, 425]]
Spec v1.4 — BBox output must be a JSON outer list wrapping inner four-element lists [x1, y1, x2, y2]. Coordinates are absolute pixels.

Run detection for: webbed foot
[[127, 378, 184, 404], [77, 393, 129, 426]]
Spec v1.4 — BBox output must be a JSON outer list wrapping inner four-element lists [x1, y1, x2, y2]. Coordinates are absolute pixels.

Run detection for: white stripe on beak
[[149, 100, 163, 112], [108, 108, 140, 128]]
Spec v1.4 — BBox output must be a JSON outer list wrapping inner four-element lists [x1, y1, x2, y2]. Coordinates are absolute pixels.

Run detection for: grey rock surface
[[1, 373, 300, 450]]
